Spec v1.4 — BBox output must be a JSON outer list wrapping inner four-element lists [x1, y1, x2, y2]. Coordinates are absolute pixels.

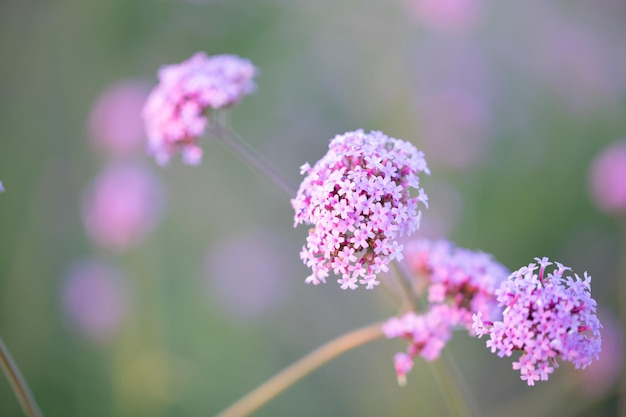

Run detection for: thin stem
[[210, 123, 298, 197], [0, 337, 44, 417], [216, 322, 385, 417], [391, 259, 419, 312], [428, 356, 473, 417]]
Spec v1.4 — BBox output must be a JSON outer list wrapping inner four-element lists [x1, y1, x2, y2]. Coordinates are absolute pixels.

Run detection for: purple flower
[[81, 162, 165, 251], [384, 239, 508, 383], [588, 139, 626, 215], [292, 130, 430, 289], [473, 258, 602, 386], [61, 259, 132, 343], [88, 80, 149, 157], [0, 181, 4, 193], [142, 52, 257, 165]]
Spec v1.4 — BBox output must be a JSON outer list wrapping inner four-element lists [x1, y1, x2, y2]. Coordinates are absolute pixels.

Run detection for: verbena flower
[[473, 257, 602, 386], [142, 52, 257, 165], [384, 239, 508, 383], [292, 130, 430, 289], [404, 239, 509, 332], [82, 163, 165, 251], [588, 139, 626, 215]]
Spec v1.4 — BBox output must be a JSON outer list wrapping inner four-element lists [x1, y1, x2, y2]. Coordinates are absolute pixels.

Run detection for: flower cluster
[[473, 258, 602, 386], [383, 239, 509, 383], [142, 52, 257, 166], [404, 239, 509, 331], [292, 130, 430, 289]]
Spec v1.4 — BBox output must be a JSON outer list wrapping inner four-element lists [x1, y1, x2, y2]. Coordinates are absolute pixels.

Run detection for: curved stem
[[210, 123, 298, 197], [216, 322, 385, 417], [0, 337, 44, 417]]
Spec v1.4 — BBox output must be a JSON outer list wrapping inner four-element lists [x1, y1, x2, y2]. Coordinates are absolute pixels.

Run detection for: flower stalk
[[216, 321, 385, 417], [0, 337, 44, 417]]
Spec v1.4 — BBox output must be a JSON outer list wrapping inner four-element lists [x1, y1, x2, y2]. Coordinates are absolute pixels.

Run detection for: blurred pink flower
[[384, 239, 508, 383], [578, 310, 623, 397], [61, 259, 132, 343], [589, 140, 626, 215], [142, 52, 257, 165], [529, 25, 621, 114], [88, 81, 150, 156], [408, 0, 481, 33], [417, 87, 490, 169], [82, 162, 164, 251], [204, 228, 291, 320]]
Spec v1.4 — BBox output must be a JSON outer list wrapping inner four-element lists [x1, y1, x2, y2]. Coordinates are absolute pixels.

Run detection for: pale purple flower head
[[589, 139, 626, 215], [408, 0, 481, 33], [0, 181, 4, 193], [61, 259, 132, 343], [204, 228, 292, 321], [405, 239, 509, 330], [577, 310, 623, 397], [82, 162, 164, 251], [384, 239, 508, 383], [88, 80, 149, 156], [292, 130, 430, 289], [142, 52, 257, 165], [473, 258, 602, 386]]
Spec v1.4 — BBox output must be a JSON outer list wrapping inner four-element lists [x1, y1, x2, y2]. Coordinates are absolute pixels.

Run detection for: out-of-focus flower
[[204, 228, 291, 320], [61, 259, 132, 343], [88, 81, 149, 157], [404, 239, 509, 330], [526, 23, 622, 114], [292, 130, 430, 289], [589, 139, 626, 215], [82, 162, 164, 251], [0, 181, 4, 193], [384, 239, 508, 383], [577, 309, 623, 397], [417, 87, 490, 170], [473, 258, 602, 386], [142, 52, 257, 166], [408, 0, 481, 33]]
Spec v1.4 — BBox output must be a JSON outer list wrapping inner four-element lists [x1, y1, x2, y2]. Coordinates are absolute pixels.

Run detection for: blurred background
[[1, 0, 625, 416]]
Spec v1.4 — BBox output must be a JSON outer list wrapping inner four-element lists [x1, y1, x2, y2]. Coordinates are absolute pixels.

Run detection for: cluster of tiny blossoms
[[473, 258, 602, 386], [292, 130, 429, 289], [383, 239, 509, 383], [142, 52, 257, 166]]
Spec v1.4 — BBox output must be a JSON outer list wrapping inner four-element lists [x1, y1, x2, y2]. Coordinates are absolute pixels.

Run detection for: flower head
[[473, 258, 602, 386], [61, 259, 132, 344], [142, 52, 257, 165], [82, 163, 165, 251], [588, 139, 626, 215], [384, 239, 508, 383], [404, 239, 509, 331], [88, 80, 149, 157], [292, 130, 429, 289], [0, 181, 4, 193]]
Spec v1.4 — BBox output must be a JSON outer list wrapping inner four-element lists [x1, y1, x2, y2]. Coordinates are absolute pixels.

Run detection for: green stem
[[216, 322, 385, 417], [390, 260, 478, 417], [210, 123, 298, 197], [0, 337, 44, 417]]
